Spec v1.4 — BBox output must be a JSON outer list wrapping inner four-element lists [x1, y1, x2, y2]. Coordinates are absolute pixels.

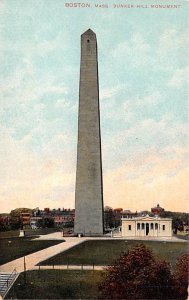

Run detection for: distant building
[[121, 214, 172, 238], [53, 210, 75, 227], [104, 207, 114, 229], [104, 207, 124, 229], [122, 210, 137, 218], [0, 214, 10, 229], [113, 208, 123, 227], [151, 204, 164, 215], [20, 212, 31, 226], [44, 208, 50, 214], [30, 216, 42, 229], [104, 208, 138, 229], [30, 208, 75, 228]]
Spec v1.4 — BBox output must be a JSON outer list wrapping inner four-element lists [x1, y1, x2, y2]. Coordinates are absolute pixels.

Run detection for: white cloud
[[1, 31, 65, 57], [0, 125, 75, 212], [101, 90, 163, 125], [122, 117, 187, 147], [100, 85, 124, 100], [140, 91, 162, 106], [167, 67, 189, 88], [1, 119, 188, 213], [101, 114, 188, 172], [111, 33, 151, 68], [103, 146, 189, 211], [158, 29, 187, 57], [55, 98, 76, 111], [126, 91, 163, 108], [0, 57, 68, 111]]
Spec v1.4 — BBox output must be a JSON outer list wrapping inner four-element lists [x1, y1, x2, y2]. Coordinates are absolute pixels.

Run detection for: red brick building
[[151, 204, 164, 216]]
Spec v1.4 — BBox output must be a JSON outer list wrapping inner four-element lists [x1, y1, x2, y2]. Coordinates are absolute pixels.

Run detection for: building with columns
[[121, 214, 172, 238]]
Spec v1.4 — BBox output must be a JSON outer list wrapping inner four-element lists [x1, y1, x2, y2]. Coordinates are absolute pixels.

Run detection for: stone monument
[[74, 29, 104, 236]]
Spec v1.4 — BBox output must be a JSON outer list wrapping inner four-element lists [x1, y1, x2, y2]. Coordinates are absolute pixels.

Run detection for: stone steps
[[0, 271, 18, 298]]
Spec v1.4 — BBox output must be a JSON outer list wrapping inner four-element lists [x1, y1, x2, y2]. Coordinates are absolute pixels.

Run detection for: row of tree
[[99, 244, 188, 299], [0, 208, 55, 231], [1, 207, 189, 232]]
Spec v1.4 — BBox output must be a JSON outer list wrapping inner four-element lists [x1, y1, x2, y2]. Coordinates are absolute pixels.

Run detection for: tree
[[99, 244, 175, 299], [173, 253, 189, 299], [10, 208, 32, 230], [10, 210, 22, 230], [104, 206, 114, 229], [36, 217, 54, 228]]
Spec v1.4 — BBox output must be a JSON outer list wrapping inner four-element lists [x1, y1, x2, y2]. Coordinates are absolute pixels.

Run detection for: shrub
[[99, 244, 176, 299]]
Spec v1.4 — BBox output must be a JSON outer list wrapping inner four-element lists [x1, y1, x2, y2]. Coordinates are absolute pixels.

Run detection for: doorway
[[146, 223, 149, 236]]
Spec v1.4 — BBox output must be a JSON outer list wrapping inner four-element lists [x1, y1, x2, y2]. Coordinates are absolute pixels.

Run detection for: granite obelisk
[[74, 29, 104, 236]]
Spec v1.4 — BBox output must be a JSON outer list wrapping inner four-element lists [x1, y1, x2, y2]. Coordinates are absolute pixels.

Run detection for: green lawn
[[6, 270, 103, 299], [0, 228, 60, 238], [39, 240, 188, 268], [0, 230, 20, 238], [0, 237, 64, 265]]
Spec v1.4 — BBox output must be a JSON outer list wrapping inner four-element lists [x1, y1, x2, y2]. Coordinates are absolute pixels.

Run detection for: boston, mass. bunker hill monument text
[[74, 29, 104, 236]]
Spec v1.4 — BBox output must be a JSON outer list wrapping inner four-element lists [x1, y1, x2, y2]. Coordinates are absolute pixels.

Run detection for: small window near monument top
[[163, 225, 165, 230], [128, 225, 131, 230], [87, 39, 90, 43]]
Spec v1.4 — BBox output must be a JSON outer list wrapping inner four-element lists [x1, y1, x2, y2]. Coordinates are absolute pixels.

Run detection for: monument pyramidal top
[[81, 28, 96, 36]]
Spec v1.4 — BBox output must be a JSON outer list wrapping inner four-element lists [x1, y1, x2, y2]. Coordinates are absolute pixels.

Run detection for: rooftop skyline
[[0, 0, 188, 213]]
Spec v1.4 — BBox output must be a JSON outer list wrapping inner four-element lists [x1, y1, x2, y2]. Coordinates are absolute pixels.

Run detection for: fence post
[[93, 263, 94, 270], [24, 256, 26, 284]]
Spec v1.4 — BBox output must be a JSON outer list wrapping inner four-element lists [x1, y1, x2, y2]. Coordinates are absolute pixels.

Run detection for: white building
[[121, 215, 172, 238]]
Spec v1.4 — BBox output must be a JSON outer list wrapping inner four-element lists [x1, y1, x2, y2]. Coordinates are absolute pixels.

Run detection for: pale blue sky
[[0, 0, 188, 212]]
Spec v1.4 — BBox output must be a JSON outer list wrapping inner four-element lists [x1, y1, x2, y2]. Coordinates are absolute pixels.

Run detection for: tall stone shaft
[[74, 29, 104, 236]]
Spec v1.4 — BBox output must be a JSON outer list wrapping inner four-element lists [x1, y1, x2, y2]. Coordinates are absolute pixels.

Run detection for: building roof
[[122, 214, 172, 221]]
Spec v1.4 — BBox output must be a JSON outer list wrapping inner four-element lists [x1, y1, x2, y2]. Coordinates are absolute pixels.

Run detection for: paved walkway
[[0, 233, 187, 273], [34, 232, 187, 242], [34, 265, 105, 271], [31, 231, 188, 242], [0, 236, 87, 273]]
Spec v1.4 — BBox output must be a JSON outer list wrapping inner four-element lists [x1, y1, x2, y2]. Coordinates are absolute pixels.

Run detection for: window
[[137, 223, 140, 230], [155, 223, 158, 230], [128, 225, 131, 230], [163, 225, 165, 230], [87, 39, 90, 43], [151, 223, 154, 230], [142, 223, 144, 230]]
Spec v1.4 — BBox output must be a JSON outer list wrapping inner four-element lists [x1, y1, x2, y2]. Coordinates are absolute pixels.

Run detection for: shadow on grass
[[0, 237, 64, 265]]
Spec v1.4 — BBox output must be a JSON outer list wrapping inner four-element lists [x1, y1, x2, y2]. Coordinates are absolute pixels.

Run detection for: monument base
[[76, 232, 105, 237]]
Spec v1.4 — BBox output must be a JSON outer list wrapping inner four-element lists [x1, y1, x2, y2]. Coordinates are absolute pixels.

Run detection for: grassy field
[[0, 237, 63, 265], [0, 230, 20, 238], [6, 270, 103, 299], [0, 228, 60, 238], [39, 240, 189, 268]]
